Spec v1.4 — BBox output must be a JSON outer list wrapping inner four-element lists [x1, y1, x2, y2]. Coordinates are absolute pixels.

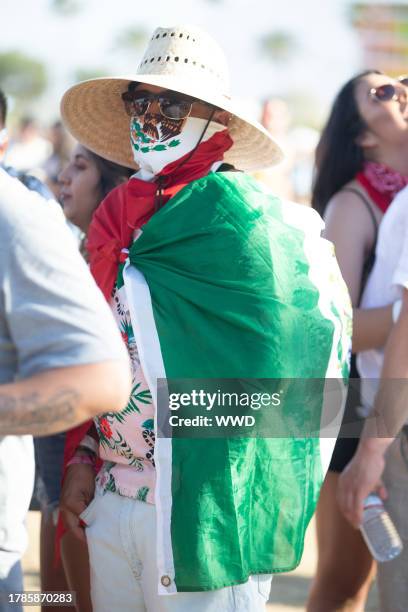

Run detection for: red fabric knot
[[119, 249, 129, 263]]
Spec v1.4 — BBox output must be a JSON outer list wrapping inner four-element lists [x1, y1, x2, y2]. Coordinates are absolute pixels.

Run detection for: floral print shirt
[[94, 281, 156, 504]]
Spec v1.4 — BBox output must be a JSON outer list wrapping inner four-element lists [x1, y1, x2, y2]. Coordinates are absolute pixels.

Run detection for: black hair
[[312, 70, 382, 215], [86, 149, 133, 198], [0, 89, 7, 127]]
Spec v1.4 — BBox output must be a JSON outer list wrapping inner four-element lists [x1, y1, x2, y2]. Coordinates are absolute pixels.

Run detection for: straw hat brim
[[61, 75, 284, 172]]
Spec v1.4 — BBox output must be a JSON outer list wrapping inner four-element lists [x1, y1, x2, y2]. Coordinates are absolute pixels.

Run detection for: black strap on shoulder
[[341, 187, 378, 241], [340, 187, 378, 297]]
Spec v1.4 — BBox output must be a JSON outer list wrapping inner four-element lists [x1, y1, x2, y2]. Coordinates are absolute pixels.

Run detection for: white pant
[[81, 488, 272, 612]]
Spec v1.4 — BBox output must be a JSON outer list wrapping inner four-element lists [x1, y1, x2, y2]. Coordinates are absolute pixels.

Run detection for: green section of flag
[[128, 172, 350, 590]]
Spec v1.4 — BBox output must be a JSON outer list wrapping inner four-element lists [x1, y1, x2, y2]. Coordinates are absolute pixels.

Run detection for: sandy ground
[[22, 512, 379, 611]]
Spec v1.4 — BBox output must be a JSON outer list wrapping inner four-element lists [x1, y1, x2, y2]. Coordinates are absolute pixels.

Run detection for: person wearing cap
[[59, 25, 351, 611]]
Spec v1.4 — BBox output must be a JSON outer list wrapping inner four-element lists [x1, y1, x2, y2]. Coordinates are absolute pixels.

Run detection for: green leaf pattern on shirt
[[94, 283, 155, 502]]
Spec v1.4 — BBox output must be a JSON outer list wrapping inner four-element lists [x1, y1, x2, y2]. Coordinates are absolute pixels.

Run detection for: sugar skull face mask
[[130, 114, 225, 176]]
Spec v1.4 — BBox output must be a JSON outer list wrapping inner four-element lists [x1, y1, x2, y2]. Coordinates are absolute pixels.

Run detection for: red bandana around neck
[[87, 128, 233, 301], [356, 161, 408, 213]]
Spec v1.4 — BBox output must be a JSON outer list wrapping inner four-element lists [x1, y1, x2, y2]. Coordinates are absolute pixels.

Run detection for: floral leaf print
[[124, 397, 140, 415], [105, 473, 117, 493], [168, 139, 180, 147], [113, 286, 126, 315], [152, 144, 167, 151], [136, 486, 149, 502], [120, 319, 134, 345], [108, 382, 151, 423], [121, 382, 153, 417], [146, 449, 155, 467], [129, 456, 145, 470], [131, 383, 152, 405], [127, 341, 140, 368], [142, 430, 155, 448], [141, 147, 150, 153], [142, 420, 155, 467], [98, 417, 113, 440], [95, 418, 118, 449], [142, 419, 154, 430], [96, 428, 145, 470]]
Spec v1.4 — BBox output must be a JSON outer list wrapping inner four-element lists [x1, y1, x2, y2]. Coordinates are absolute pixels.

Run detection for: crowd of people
[[0, 23, 407, 612]]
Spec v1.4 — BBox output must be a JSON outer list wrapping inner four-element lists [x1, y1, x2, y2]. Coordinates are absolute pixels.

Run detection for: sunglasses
[[122, 90, 199, 120], [369, 76, 408, 104]]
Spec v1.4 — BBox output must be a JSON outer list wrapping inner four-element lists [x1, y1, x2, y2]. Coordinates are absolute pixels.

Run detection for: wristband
[[393, 299, 402, 323], [67, 455, 95, 468]]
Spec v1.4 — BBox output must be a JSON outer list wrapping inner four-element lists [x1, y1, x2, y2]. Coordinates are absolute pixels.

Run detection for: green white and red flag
[[120, 171, 352, 593]]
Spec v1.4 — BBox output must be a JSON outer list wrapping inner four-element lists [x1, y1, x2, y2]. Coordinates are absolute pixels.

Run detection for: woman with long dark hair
[[308, 71, 408, 611]]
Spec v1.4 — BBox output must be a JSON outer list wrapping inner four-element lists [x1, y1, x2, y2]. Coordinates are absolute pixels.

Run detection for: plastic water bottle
[[360, 493, 403, 562]]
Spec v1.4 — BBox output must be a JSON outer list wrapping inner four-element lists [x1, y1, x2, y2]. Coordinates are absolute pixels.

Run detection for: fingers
[[352, 490, 365, 528], [339, 488, 360, 528], [61, 508, 82, 531], [63, 497, 87, 517], [60, 508, 87, 542], [377, 481, 388, 501], [70, 525, 87, 542], [337, 471, 364, 529]]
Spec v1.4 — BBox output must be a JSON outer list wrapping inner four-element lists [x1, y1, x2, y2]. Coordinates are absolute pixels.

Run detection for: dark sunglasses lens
[[122, 93, 149, 116], [130, 97, 150, 116], [159, 97, 192, 119], [374, 84, 395, 101], [398, 76, 408, 88]]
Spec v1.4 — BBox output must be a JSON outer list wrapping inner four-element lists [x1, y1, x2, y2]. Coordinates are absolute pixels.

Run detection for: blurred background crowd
[[2, 0, 407, 206]]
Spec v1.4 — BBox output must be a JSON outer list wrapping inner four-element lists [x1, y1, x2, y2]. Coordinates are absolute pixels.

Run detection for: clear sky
[[0, 0, 394, 124]]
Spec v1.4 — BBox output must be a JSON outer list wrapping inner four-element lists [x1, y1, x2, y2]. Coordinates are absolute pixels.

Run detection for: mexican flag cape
[[120, 171, 351, 594]]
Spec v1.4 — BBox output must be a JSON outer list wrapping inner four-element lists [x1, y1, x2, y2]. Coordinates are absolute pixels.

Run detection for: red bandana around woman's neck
[[87, 128, 233, 301], [356, 161, 408, 213]]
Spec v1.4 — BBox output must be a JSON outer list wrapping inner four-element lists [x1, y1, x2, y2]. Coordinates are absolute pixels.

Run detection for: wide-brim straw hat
[[61, 25, 284, 172]]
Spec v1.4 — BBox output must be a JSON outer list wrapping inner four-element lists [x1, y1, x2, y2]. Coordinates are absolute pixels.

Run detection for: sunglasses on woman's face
[[122, 90, 198, 120], [369, 76, 408, 104]]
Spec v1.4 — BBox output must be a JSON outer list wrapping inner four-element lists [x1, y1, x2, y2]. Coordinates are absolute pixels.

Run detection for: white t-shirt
[[357, 185, 408, 407]]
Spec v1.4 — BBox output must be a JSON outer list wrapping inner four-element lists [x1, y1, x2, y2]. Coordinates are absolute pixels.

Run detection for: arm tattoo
[[0, 388, 82, 435]]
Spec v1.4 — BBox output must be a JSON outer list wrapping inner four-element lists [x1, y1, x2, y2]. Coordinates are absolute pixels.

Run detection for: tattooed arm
[[0, 360, 131, 436], [0, 171, 132, 437]]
